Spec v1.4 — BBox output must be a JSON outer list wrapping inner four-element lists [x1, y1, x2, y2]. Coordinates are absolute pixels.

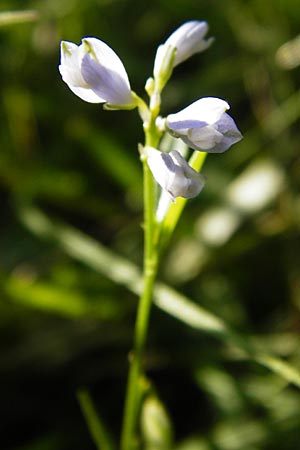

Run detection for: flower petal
[[170, 150, 206, 198], [174, 114, 242, 152], [59, 41, 101, 103], [146, 147, 205, 200], [146, 147, 174, 193], [59, 37, 136, 107], [206, 113, 243, 153], [166, 98, 242, 153], [165, 21, 214, 66], [167, 97, 230, 130], [81, 53, 133, 106], [81, 38, 135, 107], [189, 125, 224, 150], [59, 41, 84, 87]]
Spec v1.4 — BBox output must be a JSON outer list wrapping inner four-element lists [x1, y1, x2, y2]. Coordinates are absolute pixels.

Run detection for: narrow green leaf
[[18, 206, 300, 389], [77, 389, 115, 450], [0, 10, 39, 26], [5, 276, 122, 320]]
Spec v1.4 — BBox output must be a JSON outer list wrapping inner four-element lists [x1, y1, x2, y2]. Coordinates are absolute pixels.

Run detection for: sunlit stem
[[121, 57, 207, 447], [120, 115, 161, 450]]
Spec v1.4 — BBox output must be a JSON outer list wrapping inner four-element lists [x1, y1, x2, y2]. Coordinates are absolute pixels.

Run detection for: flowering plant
[[59, 20, 242, 450]]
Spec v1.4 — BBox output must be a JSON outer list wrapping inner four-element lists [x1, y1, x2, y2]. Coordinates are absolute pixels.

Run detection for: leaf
[[0, 10, 39, 26], [77, 389, 115, 450], [18, 205, 300, 389], [5, 276, 122, 320]]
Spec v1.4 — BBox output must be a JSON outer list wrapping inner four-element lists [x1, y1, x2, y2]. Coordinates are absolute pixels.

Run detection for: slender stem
[[136, 161, 158, 339], [120, 122, 159, 450], [77, 388, 115, 450]]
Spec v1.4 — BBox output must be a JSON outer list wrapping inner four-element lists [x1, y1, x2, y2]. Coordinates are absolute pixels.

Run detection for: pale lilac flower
[[59, 38, 137, 109], [166, 97, 242, 153], [155, 21, 214, 72], [145, 147, 206, 200]]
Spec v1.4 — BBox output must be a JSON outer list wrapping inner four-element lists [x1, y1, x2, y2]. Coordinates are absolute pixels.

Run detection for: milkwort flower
[[59, 21, 242, 203], [164, 20, 214, 67], [59, 38, 137, 109], [145, 147, 206, 200], [166, 97, 243, 153], [153, 21, 214, 90]]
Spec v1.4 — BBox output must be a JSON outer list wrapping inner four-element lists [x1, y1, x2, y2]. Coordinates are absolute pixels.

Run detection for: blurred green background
[[1, 0, 300, 449]]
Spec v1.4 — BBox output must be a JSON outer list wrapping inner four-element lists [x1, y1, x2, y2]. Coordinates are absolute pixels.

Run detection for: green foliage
[[1, 1, 300, 450]]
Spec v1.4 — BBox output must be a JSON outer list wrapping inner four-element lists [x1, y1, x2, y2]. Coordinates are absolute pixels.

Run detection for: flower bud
[[145, 147, 206, 200], [164, 20, 214, 67]]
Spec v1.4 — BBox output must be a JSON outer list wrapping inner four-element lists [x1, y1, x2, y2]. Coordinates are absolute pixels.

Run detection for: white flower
[[166, 97, 242, 153], [158, 20, 214, 70], [145, 147, 206, 200], [153, 21, 213, 90], [59, 38, 137, 109]]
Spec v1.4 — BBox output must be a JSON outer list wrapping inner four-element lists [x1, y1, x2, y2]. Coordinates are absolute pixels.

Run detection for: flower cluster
[[59, 20, 242, 201]]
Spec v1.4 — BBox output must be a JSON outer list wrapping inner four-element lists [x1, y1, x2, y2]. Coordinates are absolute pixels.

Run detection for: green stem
[[120, 123, 159, 450], [77, 388, 115, 450]]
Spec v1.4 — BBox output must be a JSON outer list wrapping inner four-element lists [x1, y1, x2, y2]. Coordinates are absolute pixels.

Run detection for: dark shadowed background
[[1, 0, 300, 449]]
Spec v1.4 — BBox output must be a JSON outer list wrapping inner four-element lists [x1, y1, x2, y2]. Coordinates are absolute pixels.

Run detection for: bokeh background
[[1, 0, 300, 449]]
